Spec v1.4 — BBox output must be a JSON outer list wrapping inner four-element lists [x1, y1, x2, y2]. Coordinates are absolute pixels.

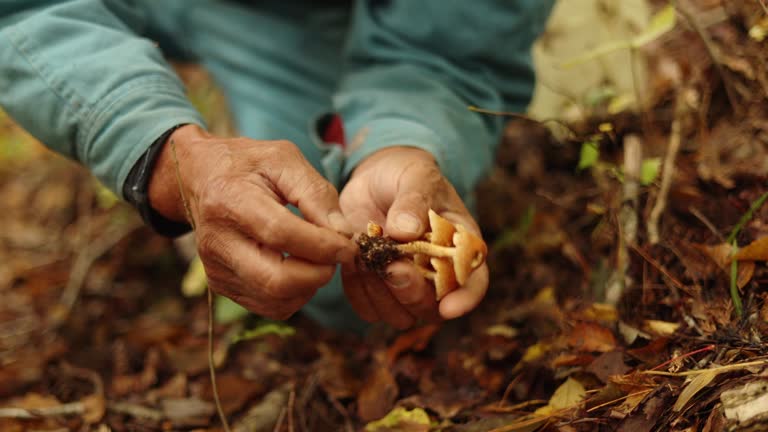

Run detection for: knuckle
[[197, 177, 232, 220]]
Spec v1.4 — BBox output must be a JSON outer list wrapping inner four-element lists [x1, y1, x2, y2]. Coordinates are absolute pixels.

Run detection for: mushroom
[[358, 210, 487, 300], [395, 210, 487, 298]]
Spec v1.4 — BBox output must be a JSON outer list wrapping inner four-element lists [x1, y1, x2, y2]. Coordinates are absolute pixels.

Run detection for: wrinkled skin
[[339, 146, 489, 329], [149, 125, 489, 328], [148, 124, 356, 320]]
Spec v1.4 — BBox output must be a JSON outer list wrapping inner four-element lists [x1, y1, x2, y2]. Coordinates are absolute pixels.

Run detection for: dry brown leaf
[[699, 243, 755, 288], [386, 323, 441, 365], [357, 364, 399, 422], [734, 236, 768, 261], [567, 322, 617, 353]]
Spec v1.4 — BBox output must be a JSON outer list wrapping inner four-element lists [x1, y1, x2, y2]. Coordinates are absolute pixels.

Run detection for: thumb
[[385, 190, 431, 242]]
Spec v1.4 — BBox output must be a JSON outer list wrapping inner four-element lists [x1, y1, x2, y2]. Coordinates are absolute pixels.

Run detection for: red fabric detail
[[323, 114, 346, 148]]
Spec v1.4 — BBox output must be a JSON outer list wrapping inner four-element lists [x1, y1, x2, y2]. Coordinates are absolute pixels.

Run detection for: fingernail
[[395, 213, 422, 234], [388, 273, 411, 289], [328, 211, 353, 236]]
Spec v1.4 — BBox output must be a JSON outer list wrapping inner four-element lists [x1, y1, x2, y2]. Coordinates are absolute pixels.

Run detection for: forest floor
[[2, 2, 768, 431]]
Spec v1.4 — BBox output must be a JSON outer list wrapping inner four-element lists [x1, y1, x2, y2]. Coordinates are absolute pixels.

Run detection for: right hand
[[148, 124, 356, 319]]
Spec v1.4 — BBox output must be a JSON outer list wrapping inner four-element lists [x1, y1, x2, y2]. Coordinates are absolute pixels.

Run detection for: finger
[[264, 141, 354, 236], [197, 229, 336, 301], [201, 256, 310, 320], [438, 263, 489, 319], [200, 181, 356, 265], [247, 194, 357, 264], [341, 263, 379, 322], [383, 162, 441, 241], [384, 260, 440, 322], [363, 276, 415, 329]]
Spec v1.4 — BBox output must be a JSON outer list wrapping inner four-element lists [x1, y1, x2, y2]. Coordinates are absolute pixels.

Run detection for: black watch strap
[[123, 124, 192, 237]]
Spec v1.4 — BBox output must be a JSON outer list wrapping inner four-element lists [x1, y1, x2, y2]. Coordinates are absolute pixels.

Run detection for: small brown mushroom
[[357, 210, 487, 300]]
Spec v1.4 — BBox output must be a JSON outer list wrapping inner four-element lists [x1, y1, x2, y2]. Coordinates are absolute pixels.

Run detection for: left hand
[[339, 146, 489, 329]]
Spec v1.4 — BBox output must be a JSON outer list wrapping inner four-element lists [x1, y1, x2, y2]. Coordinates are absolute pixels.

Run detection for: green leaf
[[578, 140, 600, 170], [640, 157, 661, 186], [231, 320, 295, 344], [181, 256, 207, 297], [215, 295, 249, 323], [491, 205, 535, 253], [364, 407, 431, 431]]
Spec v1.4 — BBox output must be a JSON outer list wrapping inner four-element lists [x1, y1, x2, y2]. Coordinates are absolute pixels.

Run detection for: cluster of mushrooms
[[357, 210, 487, 300]]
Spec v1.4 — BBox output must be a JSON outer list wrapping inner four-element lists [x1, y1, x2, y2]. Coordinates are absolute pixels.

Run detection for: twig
[[675, 0, 741, 114], [651, 344, 715, 371], [170, 138, 231, 432], [606, 135, 642, 305], [629, 244, 692, 295], [326, 395, 354, 432], [641, 358, 768, 377], [760, 0, 768, 15], [467, 106, 577, 139], [0, 403, 85, 419], [586, 389, 653, 413], [688, 206, 726, 242], [287, 382, 296, 432], [107, 401, 163, 421], [272, 407, 287, 432], [648, 92, 685, 245], [56, 216, 142, 328]]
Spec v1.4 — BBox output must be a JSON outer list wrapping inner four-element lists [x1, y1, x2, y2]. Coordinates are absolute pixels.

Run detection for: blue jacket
[[0, 0, 553, 203]]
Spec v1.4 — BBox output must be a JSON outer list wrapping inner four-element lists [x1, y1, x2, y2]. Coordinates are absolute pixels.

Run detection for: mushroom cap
[[452, 225, 488, 284], [367, 221, 383, 237], [430, 257, 458, 300], [427, 209, 456, 246]]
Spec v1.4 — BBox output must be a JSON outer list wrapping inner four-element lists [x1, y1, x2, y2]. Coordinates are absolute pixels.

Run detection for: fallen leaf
[[161, 397, 215, 428], [587, 351, 632, 383], [233, 384, 291, 432], [673, 370, 718, 412], [357, 364, 399, 422], [364, 407, 431, 432], [643, 320, 680, 337], [386, 324, 441, 365], [567, 322, 617, 353], [535, 377, 586, 415], [734, 236, 768, 261]]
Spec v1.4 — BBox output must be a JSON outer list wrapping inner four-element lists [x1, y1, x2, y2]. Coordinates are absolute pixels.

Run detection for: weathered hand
[[148, 124, 356, 319], [340, 146, 489, 328]]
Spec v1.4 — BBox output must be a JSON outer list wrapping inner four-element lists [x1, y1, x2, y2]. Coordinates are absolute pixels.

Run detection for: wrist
[[148, 124, 209, 223]]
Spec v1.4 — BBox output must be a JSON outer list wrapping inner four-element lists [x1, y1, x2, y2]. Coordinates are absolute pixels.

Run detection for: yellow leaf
[[643, 320, 680, 336], [535, 378, 586, 416], [734, 236, 768, 261], [364, 407, 431, 432], [181, 256, 207, 297], [673, 370, 718, 412]]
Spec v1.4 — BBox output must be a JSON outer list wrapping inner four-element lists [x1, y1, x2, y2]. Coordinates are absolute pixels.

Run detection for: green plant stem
[[727, 191, 768, 243], [730, 242, 743, 318]]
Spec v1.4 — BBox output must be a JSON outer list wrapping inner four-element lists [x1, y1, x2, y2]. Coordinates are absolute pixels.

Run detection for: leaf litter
[[3, 2, 768, 431]]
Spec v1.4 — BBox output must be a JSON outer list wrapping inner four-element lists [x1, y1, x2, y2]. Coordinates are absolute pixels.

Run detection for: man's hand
[[148, 124, 356, 319], [340, 146, 489, 329]]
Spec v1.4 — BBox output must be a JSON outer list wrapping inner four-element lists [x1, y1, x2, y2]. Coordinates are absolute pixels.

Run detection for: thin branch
[[759, 0, 768, 15], [648, 91, 685, 244], [170, 137, 230, 432], [688, 206, 726, 242]]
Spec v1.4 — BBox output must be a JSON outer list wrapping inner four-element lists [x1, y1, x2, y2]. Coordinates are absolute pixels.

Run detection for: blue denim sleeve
[[336, 0, 554, 203], [0, 0, 205, 197]]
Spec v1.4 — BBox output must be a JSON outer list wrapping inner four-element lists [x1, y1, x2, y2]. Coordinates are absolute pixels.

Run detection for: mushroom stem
[[396, 241, 455, 258]]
